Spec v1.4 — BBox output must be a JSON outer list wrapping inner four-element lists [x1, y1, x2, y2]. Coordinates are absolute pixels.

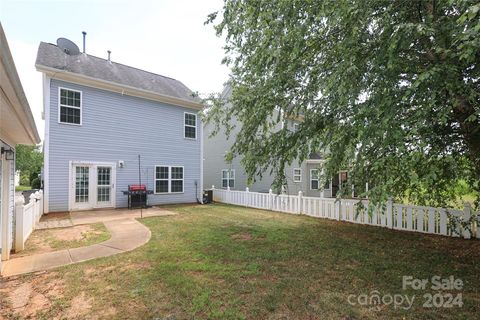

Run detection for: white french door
[[96, 166, 114, 208], [71, 162, 116, 210]]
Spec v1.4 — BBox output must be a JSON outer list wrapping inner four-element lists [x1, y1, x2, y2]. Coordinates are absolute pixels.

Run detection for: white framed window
[[184, 112, 197, 139], [293, 123, 299, 132], [221, 169, 235, 188], [58, 87, 82, 125], [155, 166, 184, 194], [293, 168, 302, 182], [171, 166, 184, 193], [310, 169, 319, 190]]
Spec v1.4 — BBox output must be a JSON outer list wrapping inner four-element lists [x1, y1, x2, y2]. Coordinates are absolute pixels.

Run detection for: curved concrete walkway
[[2, 209, 175, 277]]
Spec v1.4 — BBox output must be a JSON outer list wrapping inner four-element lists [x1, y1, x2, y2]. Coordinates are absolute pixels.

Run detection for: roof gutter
[[0, 23, 41, 144], [35, 64, 204, 111]]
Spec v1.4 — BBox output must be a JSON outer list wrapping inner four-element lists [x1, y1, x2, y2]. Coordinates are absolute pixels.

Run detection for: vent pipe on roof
[[82, 31, 86, 53], [107, 50, 111, 63]]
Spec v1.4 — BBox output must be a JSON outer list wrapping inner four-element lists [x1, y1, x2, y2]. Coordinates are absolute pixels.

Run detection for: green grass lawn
[[15, 185, 32, 192], [1, 204, 479, 319]]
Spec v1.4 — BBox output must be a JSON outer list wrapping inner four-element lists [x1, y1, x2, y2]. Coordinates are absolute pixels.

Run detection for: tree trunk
[[453, 97, 480, 188]]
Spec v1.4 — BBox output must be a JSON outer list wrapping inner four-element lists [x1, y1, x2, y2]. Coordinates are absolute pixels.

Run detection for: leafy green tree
[[205, 0, 480, 207], [15, 144, 43, 186]]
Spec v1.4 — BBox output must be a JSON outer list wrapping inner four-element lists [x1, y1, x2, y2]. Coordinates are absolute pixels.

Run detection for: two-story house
[[203, 85, 346, 198], [36, 38, 203, 213]]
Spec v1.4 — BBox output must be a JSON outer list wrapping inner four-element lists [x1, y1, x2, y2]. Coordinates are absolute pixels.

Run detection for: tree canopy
[[205, 0, 480, 207], [15, 144, 43, 186]]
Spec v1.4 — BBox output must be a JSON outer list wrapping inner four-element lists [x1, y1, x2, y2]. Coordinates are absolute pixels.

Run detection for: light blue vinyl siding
[[48, 80, 201, 212]]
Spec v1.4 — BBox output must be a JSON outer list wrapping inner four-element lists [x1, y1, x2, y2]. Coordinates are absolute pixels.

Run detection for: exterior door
[[71, 163, 115, 210], [73, 165, 91, 210], [96, 166, 113, 208]]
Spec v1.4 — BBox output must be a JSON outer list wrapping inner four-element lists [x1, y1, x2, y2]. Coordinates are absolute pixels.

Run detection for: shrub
[[20, 173, 30, 186], [31, 177, 41, 189]]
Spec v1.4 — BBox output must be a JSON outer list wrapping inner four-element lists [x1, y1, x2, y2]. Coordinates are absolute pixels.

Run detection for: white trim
[[306, 159, 323, 164], [1, 154, 11, 261], [58, 87, 82, 126], [170, 166, 184, 194], [154, 165, 169, 194], [95, 165, 117, 208], [293, 168, 302, 183], [70, 161, 116, 166], [184, 112, 197, 140], [37, 65, 203, 110], [68, 160, 72, 211], [0, 157, 2, 271], [43, 75, 51, 213], [154, 165, 185, 194], [68, 161, 116, 211], [199, 120, 204, 203], [310, 169, 319, 190], [1, 26, 40, 144], [221, 169, 235, 189]]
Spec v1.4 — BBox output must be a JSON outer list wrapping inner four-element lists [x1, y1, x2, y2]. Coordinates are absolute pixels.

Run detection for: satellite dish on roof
[[56, 38, 80, 55]]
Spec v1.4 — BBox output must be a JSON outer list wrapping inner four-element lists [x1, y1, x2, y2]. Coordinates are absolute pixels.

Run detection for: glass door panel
[[75, 166, 89, 203], [97, 166, 112, 205]]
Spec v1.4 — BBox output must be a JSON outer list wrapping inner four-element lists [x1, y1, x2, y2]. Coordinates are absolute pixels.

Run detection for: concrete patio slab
[[71, 207, 176, 225], [1, 216, 153, 277], [36, 212, 73, 229]]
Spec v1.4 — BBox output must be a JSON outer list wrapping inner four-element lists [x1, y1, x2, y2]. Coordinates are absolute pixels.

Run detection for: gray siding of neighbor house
[[203, 107, 311, 195], [47, 79, 201, 212]]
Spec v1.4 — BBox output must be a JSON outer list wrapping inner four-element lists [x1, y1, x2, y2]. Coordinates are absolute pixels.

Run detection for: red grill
[[128, 184, 146, 192], [122, 184, 152, 209]]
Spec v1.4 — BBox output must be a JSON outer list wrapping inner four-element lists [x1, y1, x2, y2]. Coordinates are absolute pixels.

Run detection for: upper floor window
[[184, 112, 197, 139], [293, 168, 302, 182], [310, 169, 319, 190], [59, 88, 81, 125], [222, 169, 235, 188]]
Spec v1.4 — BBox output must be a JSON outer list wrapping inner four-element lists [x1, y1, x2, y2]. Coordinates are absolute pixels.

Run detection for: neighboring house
[[0, 23, 41, 270], [203, 85, 346, 198], [36, 37, 203, 213]]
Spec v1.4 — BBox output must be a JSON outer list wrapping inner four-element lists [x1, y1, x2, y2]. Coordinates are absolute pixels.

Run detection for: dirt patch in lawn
[[64, 291, 94, 319], [13, 223, 110, 257], [0, 272, 65, 319], [52, 225, 93, 241]]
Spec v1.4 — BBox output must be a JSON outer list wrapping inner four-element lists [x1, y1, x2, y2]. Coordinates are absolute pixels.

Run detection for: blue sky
[[0, 0, 229, 138]]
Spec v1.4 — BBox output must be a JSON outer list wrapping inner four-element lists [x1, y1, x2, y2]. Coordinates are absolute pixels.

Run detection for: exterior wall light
[[1, 147, 14, 160]]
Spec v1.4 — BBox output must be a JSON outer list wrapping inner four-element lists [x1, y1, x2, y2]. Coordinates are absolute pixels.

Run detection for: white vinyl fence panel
[[15, 190, 44, 251], [212, 186, 478, 240]]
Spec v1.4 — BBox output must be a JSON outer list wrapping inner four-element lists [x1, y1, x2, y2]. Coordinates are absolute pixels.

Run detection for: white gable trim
[[36, 65, 203, 111]]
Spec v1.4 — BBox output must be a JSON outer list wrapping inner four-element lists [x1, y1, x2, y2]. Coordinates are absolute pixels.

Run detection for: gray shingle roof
[[36, 42, 199, 103]]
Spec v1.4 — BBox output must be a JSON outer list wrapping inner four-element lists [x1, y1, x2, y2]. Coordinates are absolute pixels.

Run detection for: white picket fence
[[14, 190, 44, 251], [212, 187, 479, 240]]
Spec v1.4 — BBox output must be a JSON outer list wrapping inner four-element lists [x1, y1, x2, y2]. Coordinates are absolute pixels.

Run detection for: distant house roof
[[35, 42, 202, 109]]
